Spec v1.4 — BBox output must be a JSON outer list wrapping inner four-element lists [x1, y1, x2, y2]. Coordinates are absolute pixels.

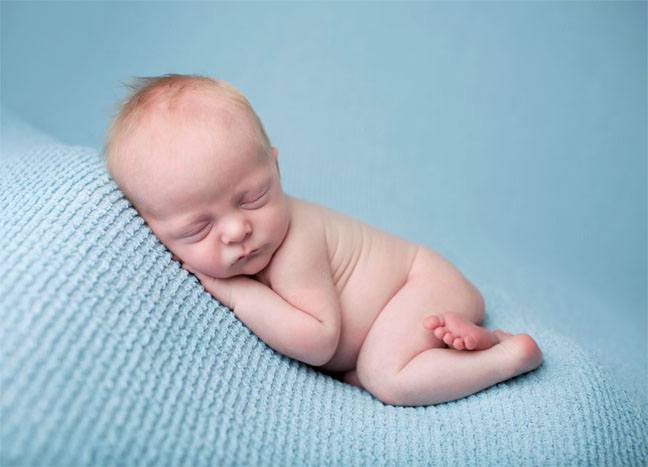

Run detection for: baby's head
[[104, 74, 290, 278]]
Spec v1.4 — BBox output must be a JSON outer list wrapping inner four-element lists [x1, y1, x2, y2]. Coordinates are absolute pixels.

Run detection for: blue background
[[2, 1, 646, 406]]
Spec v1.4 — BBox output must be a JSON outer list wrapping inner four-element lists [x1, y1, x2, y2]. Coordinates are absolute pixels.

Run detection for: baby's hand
[[181, 263, 235, 308]]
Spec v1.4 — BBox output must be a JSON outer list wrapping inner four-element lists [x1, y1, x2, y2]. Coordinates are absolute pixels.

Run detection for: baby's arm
[[183, 205, 341, 367], [185, 266, 340, 367]]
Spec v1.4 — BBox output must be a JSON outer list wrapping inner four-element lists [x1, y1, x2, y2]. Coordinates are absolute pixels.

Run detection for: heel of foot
[[501, 334, 543, 377]]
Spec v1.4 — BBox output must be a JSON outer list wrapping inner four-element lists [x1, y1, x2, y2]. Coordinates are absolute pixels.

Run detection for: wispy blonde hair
[[102, 73, 272, 177]]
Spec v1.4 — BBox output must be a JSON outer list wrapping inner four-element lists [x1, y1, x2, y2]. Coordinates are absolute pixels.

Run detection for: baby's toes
[[433, 326, 448, 340], [464, 335, 477, 350], [423, 315, 442, 330], [443, 332, 456, 346], [453, 337, 465, 350]]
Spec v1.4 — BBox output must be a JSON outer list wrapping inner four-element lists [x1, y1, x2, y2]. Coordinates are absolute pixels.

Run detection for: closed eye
[[242, 188, 269, 207], [180, 224, 209, 239]]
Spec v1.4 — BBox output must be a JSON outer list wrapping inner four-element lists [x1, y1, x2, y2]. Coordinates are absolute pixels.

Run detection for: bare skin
[[106, 79, 544, 406], [424, 312, 501, 350]]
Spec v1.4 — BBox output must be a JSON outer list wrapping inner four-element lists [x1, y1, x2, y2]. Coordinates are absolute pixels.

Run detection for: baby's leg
[[355, 248, 543, 406], [343, 329, 514, 393], [392, 333, 542, 405]]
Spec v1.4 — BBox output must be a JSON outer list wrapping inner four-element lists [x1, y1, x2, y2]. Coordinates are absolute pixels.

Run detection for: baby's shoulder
[[256, 196, 330, 286], [286, 195, 351, 234], [288, 193, 330, 219], [285, 195, 351, 250], [282, 195, 330, 248]]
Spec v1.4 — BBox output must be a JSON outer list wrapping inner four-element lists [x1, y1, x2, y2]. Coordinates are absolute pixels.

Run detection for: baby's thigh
[[355, 247, 480, 391], [355, 275, 444, 389]]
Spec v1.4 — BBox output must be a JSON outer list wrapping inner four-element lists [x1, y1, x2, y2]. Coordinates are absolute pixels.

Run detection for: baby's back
[[290, 196, 418, 372]]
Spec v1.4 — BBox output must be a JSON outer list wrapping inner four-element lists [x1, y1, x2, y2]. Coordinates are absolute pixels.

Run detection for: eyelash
[[243, 190, 267, 205], [188, 225, 208, 237], [183, 190, 268, 240]]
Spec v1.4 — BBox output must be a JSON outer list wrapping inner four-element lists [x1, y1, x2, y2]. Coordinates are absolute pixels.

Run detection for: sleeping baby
[[103, 74, 543, 406]]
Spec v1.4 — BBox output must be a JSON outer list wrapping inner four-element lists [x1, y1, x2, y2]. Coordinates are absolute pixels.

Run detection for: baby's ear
[[271, 147, 281, 178]]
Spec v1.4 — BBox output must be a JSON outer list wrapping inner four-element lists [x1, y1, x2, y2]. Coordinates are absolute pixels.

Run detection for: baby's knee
[[455, 279, 485, 324], [361, 377, 404, 406], [355, 358, 407, 406], [469, 284, 485, 323]]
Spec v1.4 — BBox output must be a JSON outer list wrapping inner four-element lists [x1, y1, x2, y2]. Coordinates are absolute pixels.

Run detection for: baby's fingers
[[180, 268, 234, 307]]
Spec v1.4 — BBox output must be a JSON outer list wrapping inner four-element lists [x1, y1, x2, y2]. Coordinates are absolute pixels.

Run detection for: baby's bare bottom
[[346, 246, 542, 406]]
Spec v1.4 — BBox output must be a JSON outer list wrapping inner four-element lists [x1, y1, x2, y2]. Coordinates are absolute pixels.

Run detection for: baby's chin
[[187, 242, 277, 279], [235, 250, 272, 276]]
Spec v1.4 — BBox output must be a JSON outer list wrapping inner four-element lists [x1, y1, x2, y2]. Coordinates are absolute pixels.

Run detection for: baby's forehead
[[149, 87, 247, 127], [139, 96, 258, 154], [138, 148, 273, 222]]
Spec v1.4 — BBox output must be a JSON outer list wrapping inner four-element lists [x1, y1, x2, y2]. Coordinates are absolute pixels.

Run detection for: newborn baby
[[104, 74, 543, 406]]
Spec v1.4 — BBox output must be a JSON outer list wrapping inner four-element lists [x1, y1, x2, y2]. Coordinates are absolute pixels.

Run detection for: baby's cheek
[[266, 203, 290, 237], [192, 244, 232, 277], [170, 244, 202, 271]]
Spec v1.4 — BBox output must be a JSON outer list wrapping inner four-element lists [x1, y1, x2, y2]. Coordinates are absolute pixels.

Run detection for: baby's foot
[[493, 329, 513, 341], [422, 312, 501, 350], [496, 332, 544, 377]]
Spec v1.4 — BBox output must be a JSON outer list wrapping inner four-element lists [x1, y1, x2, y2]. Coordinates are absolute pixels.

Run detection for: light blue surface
[[1, 113, 646, 466], [1, 0, 645, 407]]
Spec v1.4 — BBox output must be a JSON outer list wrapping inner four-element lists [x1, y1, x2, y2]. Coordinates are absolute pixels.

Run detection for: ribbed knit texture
[[1, 141, 646, 466]]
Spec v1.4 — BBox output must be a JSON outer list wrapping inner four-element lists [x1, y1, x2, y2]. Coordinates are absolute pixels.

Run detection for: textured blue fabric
[[1, 122, 647, 466]]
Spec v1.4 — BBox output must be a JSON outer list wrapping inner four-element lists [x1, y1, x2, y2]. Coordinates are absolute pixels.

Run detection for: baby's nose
[[220, 219, 252, 244]]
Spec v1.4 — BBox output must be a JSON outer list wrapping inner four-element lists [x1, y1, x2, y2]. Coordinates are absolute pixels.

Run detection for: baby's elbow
[[304, 346, 334, 368], [308, 323, 340, 367], [323, 323, 341, 363]]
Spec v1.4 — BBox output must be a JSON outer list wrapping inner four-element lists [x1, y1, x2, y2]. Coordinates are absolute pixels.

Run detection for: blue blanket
[[1, 129, 646, 465]]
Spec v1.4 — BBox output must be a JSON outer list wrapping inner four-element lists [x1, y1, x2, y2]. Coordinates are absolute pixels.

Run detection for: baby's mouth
[[234, 247, 260, 264]]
